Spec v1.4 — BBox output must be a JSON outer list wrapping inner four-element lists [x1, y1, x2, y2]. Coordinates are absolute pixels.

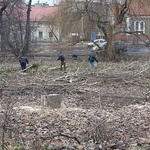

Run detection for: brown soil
[[0, 56, 150, 150]]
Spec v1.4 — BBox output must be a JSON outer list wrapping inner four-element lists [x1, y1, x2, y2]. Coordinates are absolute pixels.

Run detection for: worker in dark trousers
[[19, 56, 29, 72], [88, 51, 98, 72], [57, 54, 66, 71]]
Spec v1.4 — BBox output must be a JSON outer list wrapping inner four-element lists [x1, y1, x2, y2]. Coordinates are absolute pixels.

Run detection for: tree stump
[[41, 94, 62, 109]]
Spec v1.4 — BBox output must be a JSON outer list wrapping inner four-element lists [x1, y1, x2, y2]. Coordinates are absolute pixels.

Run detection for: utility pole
[[80, 14, 84, 43]]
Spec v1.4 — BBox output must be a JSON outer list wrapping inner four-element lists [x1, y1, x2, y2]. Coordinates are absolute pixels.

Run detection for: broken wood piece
[[48, 66, 60, 71], [19, 65, 33, 72]]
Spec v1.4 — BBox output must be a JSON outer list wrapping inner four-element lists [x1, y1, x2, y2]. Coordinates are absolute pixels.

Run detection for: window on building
[[135, 21, 139, 31], [49, 32, 53, 37], [39, 31, 43, 38], [134, 20, 145, 34], [140, 21, 145, 33]]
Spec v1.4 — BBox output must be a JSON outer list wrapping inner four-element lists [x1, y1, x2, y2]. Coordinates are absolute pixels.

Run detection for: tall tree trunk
[[106, 25, 116, 61], [22, 0, 32, 55], [0, 2, 8, 51], [0, 10, 2, 51]]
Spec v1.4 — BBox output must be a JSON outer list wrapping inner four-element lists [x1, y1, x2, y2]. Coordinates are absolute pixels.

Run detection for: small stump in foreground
[[41, 94, 62, 109]]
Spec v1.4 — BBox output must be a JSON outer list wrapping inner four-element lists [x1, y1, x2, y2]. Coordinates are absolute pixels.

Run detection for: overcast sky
[[26, 0, 54, 6]]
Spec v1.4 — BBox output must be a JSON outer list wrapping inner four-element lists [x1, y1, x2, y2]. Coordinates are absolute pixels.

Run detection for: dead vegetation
[[0, 56, 150, 150]]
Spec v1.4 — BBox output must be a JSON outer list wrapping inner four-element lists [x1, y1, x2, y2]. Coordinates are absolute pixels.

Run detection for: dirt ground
[[0, 54, 150, 150]]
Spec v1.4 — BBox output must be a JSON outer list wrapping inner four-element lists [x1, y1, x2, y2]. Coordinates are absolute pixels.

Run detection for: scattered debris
[[0, 59, 150, 149]]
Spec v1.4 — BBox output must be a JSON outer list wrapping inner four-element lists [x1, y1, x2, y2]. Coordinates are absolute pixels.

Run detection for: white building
[[27, 5, 61, 42]]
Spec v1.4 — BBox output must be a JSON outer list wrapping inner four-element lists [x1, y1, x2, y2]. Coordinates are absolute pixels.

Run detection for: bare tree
[[45, 8, 61, 42], [0, 0, 32, 56], [22, 0, 32, 55], [0, 0, 9, 51], [74, 0, 128, 60], [4, 0, 26, 56], [60, 0, 84, 42], [60, 0, 150, 60]]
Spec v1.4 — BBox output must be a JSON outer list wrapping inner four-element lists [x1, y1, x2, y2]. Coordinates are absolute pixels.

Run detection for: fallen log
[[19, 65, 33, 72]]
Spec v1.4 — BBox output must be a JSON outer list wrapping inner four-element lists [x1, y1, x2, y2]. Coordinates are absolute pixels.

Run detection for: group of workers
[[19, 51, 98, 72]]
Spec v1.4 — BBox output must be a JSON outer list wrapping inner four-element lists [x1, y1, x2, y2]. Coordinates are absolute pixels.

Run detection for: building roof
[[23, 6, 60, 21], [129, 0, 150, 16], [108, 0, 150, 20]]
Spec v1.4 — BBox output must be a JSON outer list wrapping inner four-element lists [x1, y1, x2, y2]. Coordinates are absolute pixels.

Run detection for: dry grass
[[0, 55, 150, 149]]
